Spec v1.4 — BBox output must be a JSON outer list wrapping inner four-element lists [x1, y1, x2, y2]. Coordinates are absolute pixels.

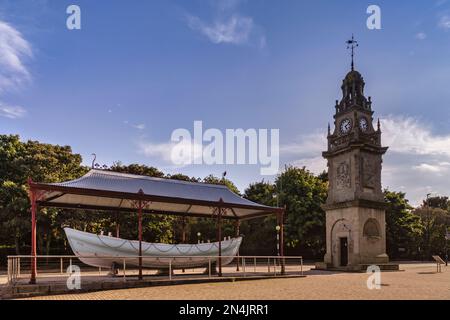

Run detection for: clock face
[[359, 117, 369, 132], [340, 118, 352, 134]]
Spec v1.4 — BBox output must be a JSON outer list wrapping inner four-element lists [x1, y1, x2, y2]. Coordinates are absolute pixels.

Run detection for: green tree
[[423, 196, 450, 211], [317, 170, 328, 183], [276, 166, 328, 257], [0, 181, 29, 254], [110, 162, 164, 178], [185, 175, 241, 244], [384, 190, 422, 258], [203, 174, 241, 195], [414, 204, 450, 259], [0, 135, 26, 183], [0, 135, 87, 255], [241, 181, 277, 255], [166, 173, 200, 182]]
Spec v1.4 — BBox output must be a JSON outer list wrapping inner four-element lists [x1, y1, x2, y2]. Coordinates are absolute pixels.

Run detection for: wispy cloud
[[0, 103, 26, 119], [281, 131, 327, 175], [185, 0, 265, 48], [415, 32, 427, 40], [138, 139, 203, 167], [438, 15, 450, 29], [216, 0, 243, 12], [0, 20, 32, 92], [435, 0, 448, 7], [382, 115, 450, 157], [413, 162, 450, 174], [281, 131, 326, 157], [133, 124, 146, 130], [187, 14, 255, 46], [292, 156, 327, 175], [0, 20, 32, 119]]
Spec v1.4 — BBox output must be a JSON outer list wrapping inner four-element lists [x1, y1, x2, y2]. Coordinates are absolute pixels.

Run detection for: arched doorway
[[330, 218, 352, 267]]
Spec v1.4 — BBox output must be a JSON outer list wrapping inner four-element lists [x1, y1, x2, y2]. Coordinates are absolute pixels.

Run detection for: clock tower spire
[[346, 34, 358, 71]]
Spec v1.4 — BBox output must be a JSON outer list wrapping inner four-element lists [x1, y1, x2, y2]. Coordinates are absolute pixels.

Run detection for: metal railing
[[7, 255, 303, 285]]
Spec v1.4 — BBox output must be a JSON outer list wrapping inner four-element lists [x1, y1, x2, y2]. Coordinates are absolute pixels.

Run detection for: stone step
[[359, 264, 400, 271], [314, 262, 401, 272]]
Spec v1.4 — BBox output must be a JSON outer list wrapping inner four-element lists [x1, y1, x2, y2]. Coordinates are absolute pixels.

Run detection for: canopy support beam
[[115, 211, 120, 238], [29, 186, 37, 285], [235, 220, 240, 271], [137, 189, 144, 280], [277, 208, 286, 275], [217, 199, 224, 277], [181, 216, 187, 273]]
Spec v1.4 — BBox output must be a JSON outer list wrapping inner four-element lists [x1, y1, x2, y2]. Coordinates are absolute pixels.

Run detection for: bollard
[[169, 260, 172, 281], [254, 257, 256, 273], [60, 258, 63, 274]]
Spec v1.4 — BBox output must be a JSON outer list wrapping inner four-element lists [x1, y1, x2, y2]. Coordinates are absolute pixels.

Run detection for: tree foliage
[[276, 166, 328, 257], [384, 190, 422, 258], [0, 135, 87, 255], [414, 201, 450, 259], [241, 181, 277, 255]]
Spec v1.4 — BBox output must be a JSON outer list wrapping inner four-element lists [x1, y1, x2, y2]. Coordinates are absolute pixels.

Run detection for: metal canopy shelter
[[28, 169, 285, 284]]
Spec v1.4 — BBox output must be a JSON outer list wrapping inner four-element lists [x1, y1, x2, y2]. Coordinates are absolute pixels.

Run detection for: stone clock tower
[[317, 38, 395, 270]]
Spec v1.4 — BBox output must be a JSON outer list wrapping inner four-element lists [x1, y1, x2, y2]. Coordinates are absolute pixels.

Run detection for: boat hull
[[64, 228, 242, 269]]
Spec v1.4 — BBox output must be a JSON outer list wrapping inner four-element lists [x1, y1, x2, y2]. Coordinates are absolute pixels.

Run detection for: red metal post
[[29, 187, 37, 284], [181, 216, 187, 243], [116, 211, 120, 238], [235, 220, 240, 271], [217, 200, 223, 277], [280, 209, 285, 275], [138, 190, 144, 280], [138, 201, 143, 280], [181, 216, 186, 273]]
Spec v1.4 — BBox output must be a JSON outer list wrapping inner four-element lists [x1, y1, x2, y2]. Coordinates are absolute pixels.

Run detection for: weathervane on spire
[[346, 34, 358, 71]]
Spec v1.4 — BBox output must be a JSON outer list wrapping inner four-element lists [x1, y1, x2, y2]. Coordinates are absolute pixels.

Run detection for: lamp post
[[445, 231, 449, 266], [197, 232, 201, 244], [275, 225, 281, 256]]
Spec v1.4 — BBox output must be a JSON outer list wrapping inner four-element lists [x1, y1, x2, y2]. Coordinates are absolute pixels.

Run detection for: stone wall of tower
[[326, 149, 384, 205], [323, 206, 388, 268], [357, 207, 388, 264]]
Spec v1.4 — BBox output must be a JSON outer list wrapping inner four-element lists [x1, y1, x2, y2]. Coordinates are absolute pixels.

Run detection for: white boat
[[64, 228, 242, 269]]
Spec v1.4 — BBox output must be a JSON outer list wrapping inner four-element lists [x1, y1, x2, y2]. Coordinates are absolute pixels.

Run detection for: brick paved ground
[[18, 263, 450, 300]]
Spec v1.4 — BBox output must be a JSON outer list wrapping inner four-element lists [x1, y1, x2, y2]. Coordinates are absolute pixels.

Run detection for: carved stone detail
[[336, 161, 351, 189], [362, 156, 376, 188]]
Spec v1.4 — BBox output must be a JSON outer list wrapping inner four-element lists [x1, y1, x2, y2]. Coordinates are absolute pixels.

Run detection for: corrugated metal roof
[[31, 170, 280, 219]]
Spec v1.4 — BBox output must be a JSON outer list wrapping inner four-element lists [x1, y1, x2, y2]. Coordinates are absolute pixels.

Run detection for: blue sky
[[1, 0, 450, 205]]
